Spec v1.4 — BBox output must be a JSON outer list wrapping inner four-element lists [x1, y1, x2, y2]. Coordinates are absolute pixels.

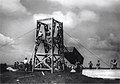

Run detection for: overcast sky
[[0, 0, 120, 68]]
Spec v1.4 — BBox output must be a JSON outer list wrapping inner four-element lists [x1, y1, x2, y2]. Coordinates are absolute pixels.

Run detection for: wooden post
[[51, 18, 54, 74]]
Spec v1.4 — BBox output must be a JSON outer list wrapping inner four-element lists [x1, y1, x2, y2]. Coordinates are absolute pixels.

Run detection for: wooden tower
[[32, 18, 64, 73]]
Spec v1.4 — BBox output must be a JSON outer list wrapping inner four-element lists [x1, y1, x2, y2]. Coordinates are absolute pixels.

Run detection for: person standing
[[23, 57, 28, 72], [96, 60, 100, 69], [110, 60, 113, 69], [64, 62, 68, 72], [14, 62, 17, 69], [113, 59, 117, 69], [75, 62, 80, 72], [70, 66, 76, 73], [29, 58, 32, 71], [16, 61, 19, 70], [88, 61, 93, 69]]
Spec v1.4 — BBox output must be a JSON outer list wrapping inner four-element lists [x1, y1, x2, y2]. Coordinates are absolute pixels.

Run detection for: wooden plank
[[34, 68, 51, 70]]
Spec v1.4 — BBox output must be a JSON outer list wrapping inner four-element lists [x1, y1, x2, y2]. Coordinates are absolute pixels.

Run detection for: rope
[[64, 31, 110, 67], [0, 28, 36, 49]]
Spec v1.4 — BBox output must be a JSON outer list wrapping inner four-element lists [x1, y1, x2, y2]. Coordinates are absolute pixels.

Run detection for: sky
[[0, 0, 120, 68]]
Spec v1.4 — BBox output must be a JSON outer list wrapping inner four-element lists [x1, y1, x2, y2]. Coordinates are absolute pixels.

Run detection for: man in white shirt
[[23, 58, 28, 71], [37, 31, 43, 40], [70, 66, 76, 73], [35, 31, 43, 44]]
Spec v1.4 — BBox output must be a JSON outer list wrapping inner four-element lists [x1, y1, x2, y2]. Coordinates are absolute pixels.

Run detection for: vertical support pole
[[31, 45, 35, 72], [51, 18, 54, 74], [32, 21, 38, 72], [61, 22, 65, 70], [32, 20, 40, 72], [32, 54, 35, 72]]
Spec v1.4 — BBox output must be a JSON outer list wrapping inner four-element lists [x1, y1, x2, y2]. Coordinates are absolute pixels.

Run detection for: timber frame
[[32, 18, 64, 73]]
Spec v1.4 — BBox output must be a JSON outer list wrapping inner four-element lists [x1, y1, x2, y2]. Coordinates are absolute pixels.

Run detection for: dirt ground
[[0, 70, 120, 84]]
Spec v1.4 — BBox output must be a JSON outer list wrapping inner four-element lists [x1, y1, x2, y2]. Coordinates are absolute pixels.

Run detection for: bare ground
[[0, 71, 120, 84]]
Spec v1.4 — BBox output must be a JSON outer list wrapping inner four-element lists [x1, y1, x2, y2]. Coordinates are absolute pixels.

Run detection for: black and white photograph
[[0, 0, 120, 83]]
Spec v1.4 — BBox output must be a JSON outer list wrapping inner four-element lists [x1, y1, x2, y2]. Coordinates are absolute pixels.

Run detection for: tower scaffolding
[[32, 18, 64, 73]]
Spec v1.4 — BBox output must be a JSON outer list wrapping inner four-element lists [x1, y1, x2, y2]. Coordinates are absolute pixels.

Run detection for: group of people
[[88, 60, 100, 69], [88, 59, 118, 69], [14, 58, 32, 72], [68, 62, 83, 73], [54, 61, 83, 73]]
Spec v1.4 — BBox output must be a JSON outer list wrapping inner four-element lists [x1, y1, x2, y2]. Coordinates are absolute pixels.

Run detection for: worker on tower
[[36, 30, 43, 42], [35, 30, 43, 54]]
